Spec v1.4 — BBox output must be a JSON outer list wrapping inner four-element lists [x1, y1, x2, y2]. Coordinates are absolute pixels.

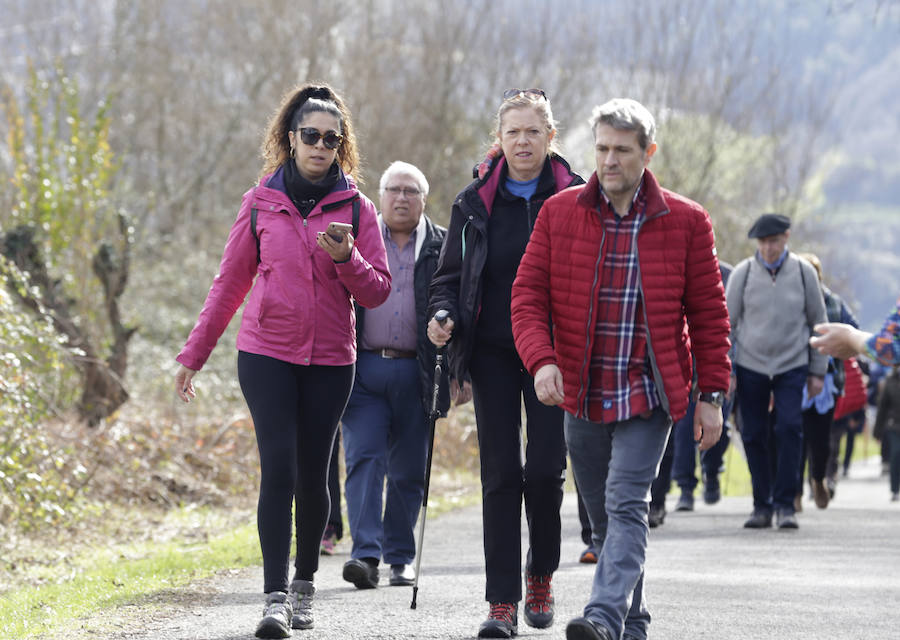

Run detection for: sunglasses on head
[[298, 127, 343, 150], [502, 88, 548, 102]]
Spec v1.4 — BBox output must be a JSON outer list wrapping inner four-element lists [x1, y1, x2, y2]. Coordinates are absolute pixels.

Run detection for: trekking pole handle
[[434, 309, 450, 328]]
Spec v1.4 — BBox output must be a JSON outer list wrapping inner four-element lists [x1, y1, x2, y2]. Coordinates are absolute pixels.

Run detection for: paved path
[[67, 457, 899, 639]]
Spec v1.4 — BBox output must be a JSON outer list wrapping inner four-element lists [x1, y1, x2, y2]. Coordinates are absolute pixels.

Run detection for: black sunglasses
[[298, 127, 343, 150], [502, 88, 548, 102]]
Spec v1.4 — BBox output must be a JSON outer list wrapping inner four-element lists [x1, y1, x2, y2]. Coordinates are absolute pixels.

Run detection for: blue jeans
[[672, 398, 731, 494], [565, 408, 672, 640], [735, 364, 807, 513], [341, 352, 427, 565]]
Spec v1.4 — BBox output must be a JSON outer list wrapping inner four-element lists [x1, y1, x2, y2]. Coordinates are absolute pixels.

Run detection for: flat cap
[[748, 213, 791, 239]]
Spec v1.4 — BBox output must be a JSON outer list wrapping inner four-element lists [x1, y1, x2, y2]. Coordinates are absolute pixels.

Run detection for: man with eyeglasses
[[339, 161, 462, 591]]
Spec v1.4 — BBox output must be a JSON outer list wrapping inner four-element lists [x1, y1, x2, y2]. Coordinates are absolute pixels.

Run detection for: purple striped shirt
[[359, 227, 417, 352]]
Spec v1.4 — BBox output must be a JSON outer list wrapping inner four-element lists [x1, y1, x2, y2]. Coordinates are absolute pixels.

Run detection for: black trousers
[[468, 343, 566, 603], [238, 351, 354, 592], [801, 406, 835, 487]]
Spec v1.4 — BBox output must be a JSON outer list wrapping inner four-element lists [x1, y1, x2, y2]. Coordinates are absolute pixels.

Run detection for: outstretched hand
[[809, 322, 871, 360]]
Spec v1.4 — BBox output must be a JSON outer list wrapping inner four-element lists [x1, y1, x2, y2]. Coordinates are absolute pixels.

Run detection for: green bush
[[0, 257, 84, 531]]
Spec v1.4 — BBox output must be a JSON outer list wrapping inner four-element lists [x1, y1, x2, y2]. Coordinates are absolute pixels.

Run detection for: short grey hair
[[589, 99, 657, 150], [379, 161, 429, 198]]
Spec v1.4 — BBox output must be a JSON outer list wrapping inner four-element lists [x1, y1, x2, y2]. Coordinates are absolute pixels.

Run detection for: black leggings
[[238, 351, 354, 592]]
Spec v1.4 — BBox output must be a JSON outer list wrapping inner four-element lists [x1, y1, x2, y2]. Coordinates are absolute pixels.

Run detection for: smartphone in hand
[[326, 222, 353, 242]]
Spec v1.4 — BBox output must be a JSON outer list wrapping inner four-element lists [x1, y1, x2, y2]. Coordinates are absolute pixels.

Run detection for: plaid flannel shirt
[[587, 177, 660, 424]]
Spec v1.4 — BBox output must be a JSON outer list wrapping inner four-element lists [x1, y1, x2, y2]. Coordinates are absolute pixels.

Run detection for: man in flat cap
[[725, 213, 827, 529]]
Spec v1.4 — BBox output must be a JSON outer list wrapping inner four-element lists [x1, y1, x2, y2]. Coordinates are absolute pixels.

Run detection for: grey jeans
[[565, 408, 672, 640]]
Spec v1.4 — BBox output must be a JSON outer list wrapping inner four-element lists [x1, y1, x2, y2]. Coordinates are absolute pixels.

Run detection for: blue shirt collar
[[756, 247, 789, 272]]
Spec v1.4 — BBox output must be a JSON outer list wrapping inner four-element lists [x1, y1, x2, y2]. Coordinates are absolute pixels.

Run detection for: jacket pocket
[[255, 264, 272, 326]]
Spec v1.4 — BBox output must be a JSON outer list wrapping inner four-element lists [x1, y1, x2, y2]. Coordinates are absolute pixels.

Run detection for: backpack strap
[[249, 187, 261, 265], [352, 197, 360, 236], [251, 206, 261, 264]]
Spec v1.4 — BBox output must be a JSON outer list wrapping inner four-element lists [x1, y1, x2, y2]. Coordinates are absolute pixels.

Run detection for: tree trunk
[[1, 221, 136, 427]]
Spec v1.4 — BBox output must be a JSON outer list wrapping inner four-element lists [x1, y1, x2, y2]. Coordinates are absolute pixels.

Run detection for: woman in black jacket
[[427, 89, 583, 638]]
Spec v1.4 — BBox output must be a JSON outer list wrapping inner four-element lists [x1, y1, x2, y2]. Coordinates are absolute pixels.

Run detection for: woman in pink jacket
[[174, 84, 390, 638]]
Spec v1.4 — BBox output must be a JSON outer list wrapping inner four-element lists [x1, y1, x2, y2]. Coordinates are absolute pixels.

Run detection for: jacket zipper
[[579, 223, 605, 419], [634, 208, 671, 416]]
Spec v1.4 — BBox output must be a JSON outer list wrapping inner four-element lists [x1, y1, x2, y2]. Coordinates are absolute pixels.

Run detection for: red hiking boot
[[524, 572, 554, 628], [478, 602, 518, 638]]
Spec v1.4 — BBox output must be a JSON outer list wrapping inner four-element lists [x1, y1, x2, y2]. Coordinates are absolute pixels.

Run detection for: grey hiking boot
[[255, 591, 292, 639], [289, 579, 316, 629]]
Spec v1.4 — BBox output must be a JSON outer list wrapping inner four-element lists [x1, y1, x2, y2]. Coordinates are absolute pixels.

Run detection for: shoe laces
[[525, 573, 553, 613], [488, 602, 516, 624], [263, 592, 291, 618], [290, 582, 315, 615]]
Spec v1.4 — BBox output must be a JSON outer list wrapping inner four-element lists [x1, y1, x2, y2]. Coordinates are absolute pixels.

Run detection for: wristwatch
[[698, 391, 726, 408]]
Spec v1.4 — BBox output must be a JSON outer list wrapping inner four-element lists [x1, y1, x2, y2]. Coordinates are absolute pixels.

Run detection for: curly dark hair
[[260, 83, 360, 181]]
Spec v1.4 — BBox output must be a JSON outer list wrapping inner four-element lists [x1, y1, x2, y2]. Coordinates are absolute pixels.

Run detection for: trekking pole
[[411, 309, 449, 610]]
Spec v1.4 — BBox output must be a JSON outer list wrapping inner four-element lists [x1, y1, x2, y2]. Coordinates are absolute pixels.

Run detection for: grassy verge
[[0, 470, 482, 640], [0, 520, 261, 639]]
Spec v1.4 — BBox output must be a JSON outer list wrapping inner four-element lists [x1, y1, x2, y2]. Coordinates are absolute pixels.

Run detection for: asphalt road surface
[[53, 456, 899, 639]]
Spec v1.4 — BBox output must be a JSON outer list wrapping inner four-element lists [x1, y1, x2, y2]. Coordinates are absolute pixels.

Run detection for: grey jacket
[[726, 251, 828, 377]]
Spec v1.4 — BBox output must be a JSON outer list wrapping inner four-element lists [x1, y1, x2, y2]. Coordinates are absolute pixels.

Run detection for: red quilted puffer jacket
[[834, 357, 867, 421], [511, 169, 731, 422]]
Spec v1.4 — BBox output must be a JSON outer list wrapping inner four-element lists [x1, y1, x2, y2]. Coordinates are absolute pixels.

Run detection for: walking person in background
[[648, 435, 675, 527], [339, 161, 452, 590], [726, 214, 827, 530], [670, 260, 735, 512], [511, 98, 731, 640], [795, 252, 858, 509], [427, 88, 583, 638], [174, 84, 391, 638], [873, 365, 900, 501], [827, 358, 867, 492]]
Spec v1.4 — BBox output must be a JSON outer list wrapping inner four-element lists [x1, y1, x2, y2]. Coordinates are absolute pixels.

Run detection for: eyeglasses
[[384, 186, 423, 197], [502, 88, 548, 102], [298, 127, 343, 150]]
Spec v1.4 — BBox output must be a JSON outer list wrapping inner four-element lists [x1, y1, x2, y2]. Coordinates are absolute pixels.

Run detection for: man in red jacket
[[511, 98, 731, 640]]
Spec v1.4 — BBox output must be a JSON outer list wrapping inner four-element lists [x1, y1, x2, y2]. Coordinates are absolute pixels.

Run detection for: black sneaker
[[648, 505, 666, 528], [478, 602, 518, 638], [289, 579, 315, 629], [743, 509, 773, 529], [675, 492, 694, 511], [255, 591, 292, 639], [343, 558, 379, 589], [524, 572, 554, 628], [702, 473, 721, 504], [565, 616, 613, 640], [776, 509, 799, 529]]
